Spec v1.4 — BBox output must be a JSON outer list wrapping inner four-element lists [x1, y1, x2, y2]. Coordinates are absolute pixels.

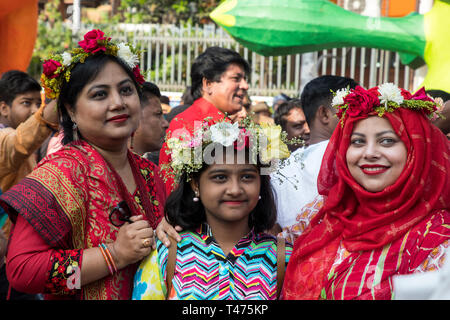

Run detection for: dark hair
[[190, 46, 250, 100], [160, 95, 170, 105], [300, 75, 358, 125], [0, 70, 41, 106], [181, 86, 194, 106], [141, 82, 161, 107], [58, 54, 142, 145], [273, 98, 302, 130], [164, 148, 277, 234], [142, 81, 161, 98], [426, 89, 450, 102]]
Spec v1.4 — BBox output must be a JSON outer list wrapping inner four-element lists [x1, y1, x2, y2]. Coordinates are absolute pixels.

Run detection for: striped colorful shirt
[[132, 224, 292, 300]]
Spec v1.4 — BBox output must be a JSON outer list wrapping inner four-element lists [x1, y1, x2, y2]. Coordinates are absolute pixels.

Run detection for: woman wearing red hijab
[[282, 84, 450, 300]]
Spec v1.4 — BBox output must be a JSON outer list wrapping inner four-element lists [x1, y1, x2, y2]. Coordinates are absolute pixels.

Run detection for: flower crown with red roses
[[40, 29, 145, 100], [331, 83, 444, 126]]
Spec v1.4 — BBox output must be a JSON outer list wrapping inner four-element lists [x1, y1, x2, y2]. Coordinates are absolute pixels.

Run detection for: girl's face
[[346, 116, 407, 192], [70, 60, 140, 151], [195, 163, 261, 229]]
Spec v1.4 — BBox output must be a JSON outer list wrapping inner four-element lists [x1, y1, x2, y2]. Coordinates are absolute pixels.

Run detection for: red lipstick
[[108, 114, 129, 123], [360, 164, 389, 175]]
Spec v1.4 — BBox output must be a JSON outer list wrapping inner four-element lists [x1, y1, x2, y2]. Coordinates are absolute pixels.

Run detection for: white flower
[[61, 52, 72, 66], [210, 122, 240, 147], [332, 88, 349, 107], [378, 82, 404, 107], [117, 43, 139, 68]]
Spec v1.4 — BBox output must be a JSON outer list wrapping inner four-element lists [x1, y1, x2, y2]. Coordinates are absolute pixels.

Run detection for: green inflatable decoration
[[211, 0, 450, 93]]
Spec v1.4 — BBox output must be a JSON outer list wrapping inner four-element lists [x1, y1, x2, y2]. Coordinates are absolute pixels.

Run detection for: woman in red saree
[[281, 84, 450, 300], [0, 30, 165, 299]]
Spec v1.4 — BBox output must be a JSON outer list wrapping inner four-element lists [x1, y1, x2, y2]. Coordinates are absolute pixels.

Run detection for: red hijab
[[282, 87, 450, 299]]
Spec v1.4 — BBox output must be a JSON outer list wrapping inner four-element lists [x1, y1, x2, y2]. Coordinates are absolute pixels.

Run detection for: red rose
[[42, 59, 62, 79], [343, 86, 379, 117], [133, 66, 145, 85], [367, 86, 380, 97], [400, 88, 413, 100], [78, 29, 109, 53]]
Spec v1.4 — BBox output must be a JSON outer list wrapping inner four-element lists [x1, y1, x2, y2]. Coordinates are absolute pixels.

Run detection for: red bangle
[[100, 243, 118, 274], [99, 245, 115, 275]]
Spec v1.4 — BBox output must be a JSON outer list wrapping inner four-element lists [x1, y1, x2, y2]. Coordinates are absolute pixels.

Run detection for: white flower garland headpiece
[[162, 116, 301, 184]]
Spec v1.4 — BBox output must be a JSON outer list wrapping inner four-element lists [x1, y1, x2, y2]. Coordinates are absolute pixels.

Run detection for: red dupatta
[[282, 105, 450, 299]]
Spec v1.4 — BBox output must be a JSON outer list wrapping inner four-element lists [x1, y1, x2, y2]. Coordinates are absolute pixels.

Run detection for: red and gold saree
[[0, 140, 165, 299]]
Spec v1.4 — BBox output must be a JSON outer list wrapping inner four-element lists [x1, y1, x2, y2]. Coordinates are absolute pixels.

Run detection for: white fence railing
[[76, 22, 415, 97]]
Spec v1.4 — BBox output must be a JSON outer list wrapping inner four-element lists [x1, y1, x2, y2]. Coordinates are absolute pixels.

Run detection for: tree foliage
[[28, 0, 73, 78], [114, 0, 225, 24]]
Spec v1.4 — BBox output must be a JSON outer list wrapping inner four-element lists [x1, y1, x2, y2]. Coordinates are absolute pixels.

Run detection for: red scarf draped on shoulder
[[282, 107, 450, 300]]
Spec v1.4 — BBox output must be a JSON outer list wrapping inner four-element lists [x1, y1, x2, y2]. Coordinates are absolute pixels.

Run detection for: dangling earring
[[258, 195, 261, 200], [193, 190, 200, 202], [72, 122, 79, 141]]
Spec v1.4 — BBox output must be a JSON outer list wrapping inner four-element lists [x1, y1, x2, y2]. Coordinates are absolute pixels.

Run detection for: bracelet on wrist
[[99, 243, 118, 275]]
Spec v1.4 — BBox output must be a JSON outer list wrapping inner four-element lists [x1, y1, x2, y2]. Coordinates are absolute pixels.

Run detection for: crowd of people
[[0, 29, 449, 300]]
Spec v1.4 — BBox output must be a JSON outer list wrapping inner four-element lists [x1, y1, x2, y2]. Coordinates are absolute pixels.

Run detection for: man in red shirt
[[159, 47, 250, 195]]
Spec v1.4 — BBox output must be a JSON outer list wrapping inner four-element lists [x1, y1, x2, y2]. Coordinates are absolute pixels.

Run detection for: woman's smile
[[359, 164, 390, 175], [107, 113, 130, 123]]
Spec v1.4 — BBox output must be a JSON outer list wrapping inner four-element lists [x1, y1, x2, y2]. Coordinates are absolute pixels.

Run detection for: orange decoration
[[0, 0, 39, 75]]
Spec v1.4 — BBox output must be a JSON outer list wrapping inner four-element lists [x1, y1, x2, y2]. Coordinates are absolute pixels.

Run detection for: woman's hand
[[155, 217, 183, 248], [109, 215, 154, 269]]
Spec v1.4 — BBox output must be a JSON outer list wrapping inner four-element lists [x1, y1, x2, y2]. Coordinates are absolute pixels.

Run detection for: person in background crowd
[[158, 46, 250, 196], [0, 70, 59, 300], [160, 95, 172, 114], [165, 86, 195, 124], [250, 101, 274, 124], [427, 89, 450, 139], [272, 93, 291, 113], [274, 98, 310, 151], [0, 70, 58, 196], [282, 84, 450, 300], [271, 75, 358, 235], [133, 82, 169, 165], [0, 30, 166, 300]]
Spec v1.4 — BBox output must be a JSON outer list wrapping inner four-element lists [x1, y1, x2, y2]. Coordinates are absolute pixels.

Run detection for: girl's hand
[[110, 215, 154, 269], [155, 217, 183, 248]]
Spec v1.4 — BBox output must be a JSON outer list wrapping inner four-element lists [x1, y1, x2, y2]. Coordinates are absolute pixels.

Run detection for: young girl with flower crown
[[133, 118, 293, 300]]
